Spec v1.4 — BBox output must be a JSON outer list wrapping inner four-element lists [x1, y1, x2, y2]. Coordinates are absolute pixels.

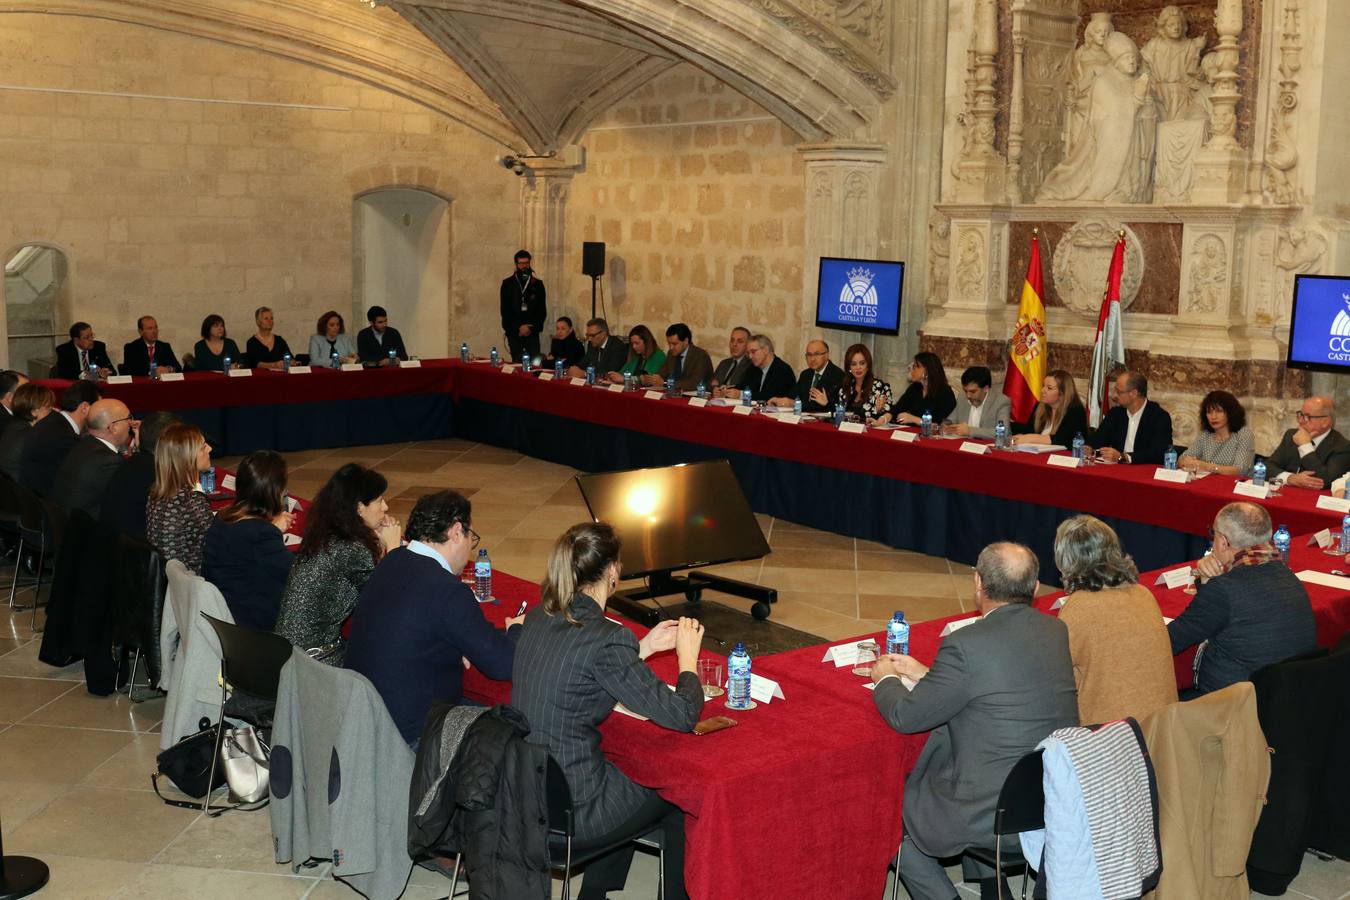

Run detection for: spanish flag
[[1003, 229, 1047, 423]]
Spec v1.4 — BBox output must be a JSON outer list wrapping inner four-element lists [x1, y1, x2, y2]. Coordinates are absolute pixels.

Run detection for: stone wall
[[0, 13, 519, 365], [564, 66, 809, 362]]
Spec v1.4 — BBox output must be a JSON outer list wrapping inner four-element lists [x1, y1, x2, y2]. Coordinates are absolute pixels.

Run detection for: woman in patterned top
[[146, 423, 214, 573], [274, 463, 402, 663], [836, 343, 893, 425], [1180, 390, 1255, 478]]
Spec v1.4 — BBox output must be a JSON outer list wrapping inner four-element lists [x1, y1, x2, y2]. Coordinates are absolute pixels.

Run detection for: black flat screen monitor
[[815, 256, 904, 336], [575, 460, 770, 579], [1287, 274, 1350, 374]]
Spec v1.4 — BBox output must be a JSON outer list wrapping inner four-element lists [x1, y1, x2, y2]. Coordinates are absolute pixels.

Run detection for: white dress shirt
[[1123, 404, 1145, 455], [1275, 430, 1330, 484], [967, 399, 985, 429], [59, 410, 80, 435], [406, 540, 452, 575]]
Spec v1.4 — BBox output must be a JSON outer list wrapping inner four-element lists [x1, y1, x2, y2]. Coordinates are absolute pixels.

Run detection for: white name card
[[1047, 454, 1081, 469], [959, 441, 988, 456], [401, 359, 422, 368], [891, 430, 918, 443], [732, 404, 753, 415], [644, 390, 664, 400], [500, 364, 517, 374], [340, 363, 363, 372], [940, 615, 979, 637], [537, 371, 554, 381], [159, 372, 184, 382], [105, 375, 133, 385], [1153, 468, 1190, 484], [1316, 494, 1350, 514], [748, 673, 785, 704], [221, 474, 236, 492], [821, 640, 875, 668], [607, 383, 624, 393], [285, 495, 301, 512], [1296, 569, 1350, 591], [1234, 480, 1271, 499], [862, 675, 917, 692], [839, 422, 866, 434], [688, 397, 708, 408], [1309, 529, 1334, 549], [776, 413, 802, 425], [1153, 566, 1195, 590], [288, 366, 312, 375], [570, 377, 586, 386], [227, 368, 252, 378], [282, 533, 302, 547], [1050, 595, 1066, 611]]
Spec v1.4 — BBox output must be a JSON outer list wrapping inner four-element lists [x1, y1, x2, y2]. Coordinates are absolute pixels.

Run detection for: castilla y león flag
[[1003, 230, 1047, 423], [1087, 233, 1127, 428]]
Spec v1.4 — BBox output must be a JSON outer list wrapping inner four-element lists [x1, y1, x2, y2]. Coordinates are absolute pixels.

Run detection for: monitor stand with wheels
[[607, 568, 777, 626]]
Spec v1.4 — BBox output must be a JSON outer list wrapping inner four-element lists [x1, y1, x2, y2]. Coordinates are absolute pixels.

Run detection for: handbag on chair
[[152, 717, 224, 807]]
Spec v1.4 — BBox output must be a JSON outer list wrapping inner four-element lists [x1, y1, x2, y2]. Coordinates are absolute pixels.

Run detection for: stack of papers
[[1013, 444, 1067, 454]]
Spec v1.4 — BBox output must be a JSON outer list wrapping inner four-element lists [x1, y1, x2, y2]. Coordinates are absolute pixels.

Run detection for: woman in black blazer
[[1012, 368, 1090, 448], [891, 351, 958, 425], [201, 450, 295, 630], [511, 522, 705, 900]]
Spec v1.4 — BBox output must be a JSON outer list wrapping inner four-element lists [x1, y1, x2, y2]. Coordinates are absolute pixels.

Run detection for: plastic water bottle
[[474, 548, 492, 602], [1164, 446, 1179, 471], [793, 397, 803, 416], [88, 362, 99, 382], [665, 376, 676, 398], [520, 353, 531, 373], [330, 351, 340, 370], [623, 372, 633, 392], [200, 466, 216, 495], [741, 388, 752, 407], [1253, 459, 1267, 487], [585, 365, 596, 386], [696, 382, 707, 400], [1072, 432, 1086, 460], [727, 642, 752, 710], [554, 360, 564, 379], [282, 353, 291, 372], [489, 347, 500, 368], [833, 403, 845, 428], [994, 419, 1007, 450], [1340, 513, 1350, 554], [460, 342, 469, 363], [920, 410, 933, 438], [222, 355, 232, 373], [148, 358, 158, 382], [388, 349, 398, 367], [1274, 524, 1291, 563], [886, 611, 910, 656]]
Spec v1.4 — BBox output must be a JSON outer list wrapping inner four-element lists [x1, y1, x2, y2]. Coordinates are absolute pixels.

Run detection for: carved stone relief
[[955, 228, 987, 303], [927, 212, 951, 311], [1275, 225, 1327, 308], [1185, 234, 1227, 314], [1050, 220, 1145, 317], [1263, 0, 1303, 205], [750, 0, 895, 97]]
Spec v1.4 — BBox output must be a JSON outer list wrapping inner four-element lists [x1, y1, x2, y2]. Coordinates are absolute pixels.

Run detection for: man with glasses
[[500, 249, 547, 364], [1264, 395, 1350, 489], [52, 398, 136, 519], [1087, 370, 1173, 464], [768, 339, 844, 412], [568, 317, 628, 380], [718, 333, 795, 403], [345, 489, 524, 747], [1170, 502, 1315, 695]]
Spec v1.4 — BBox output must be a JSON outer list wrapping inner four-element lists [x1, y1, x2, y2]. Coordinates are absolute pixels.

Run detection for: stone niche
[[923, 0, 1350, 453]]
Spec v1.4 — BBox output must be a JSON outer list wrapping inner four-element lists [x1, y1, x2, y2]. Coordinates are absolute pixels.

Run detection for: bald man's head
[[804, 340, 829, 371], [87, 399, 133, 450], [1299, 395, 1335, 438]]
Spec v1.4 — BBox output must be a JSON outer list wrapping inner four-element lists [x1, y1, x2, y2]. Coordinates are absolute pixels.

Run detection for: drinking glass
[[696, 659, 724, 698], [852, 640, 879, 676]]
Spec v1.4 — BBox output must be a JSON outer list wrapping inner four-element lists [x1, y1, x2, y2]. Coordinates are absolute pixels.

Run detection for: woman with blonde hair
[[146, 422, 214, 573], [1054, 515, 1177, 723], [1012, 369, 1089, 447], [512, 522, 705, 900]]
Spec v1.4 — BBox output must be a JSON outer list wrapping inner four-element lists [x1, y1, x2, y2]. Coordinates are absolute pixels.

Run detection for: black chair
[[11, 486, 63, 631], [447, 756, 664, 900], [199, 614, 293, 815], [0, 473, 28, 609], [888, 749, 1044, 900], [111, 534, 168, 702]]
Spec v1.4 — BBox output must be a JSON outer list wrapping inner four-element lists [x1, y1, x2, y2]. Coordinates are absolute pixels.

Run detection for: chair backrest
[[545, 755, 575, 838], [15, 482, 46, 538], [994, 749, 1045, 836], [0, 471, 21, 524], [201, 613, 294, 700]]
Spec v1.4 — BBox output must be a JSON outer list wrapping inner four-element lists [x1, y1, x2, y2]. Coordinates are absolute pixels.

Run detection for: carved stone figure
[[1062, 13, 1114, 159], [1187, 236, 1227, 313], [1038, 32, 1157, 203], [1141, 6, 1208, 122], [927, 212, 951, 307]]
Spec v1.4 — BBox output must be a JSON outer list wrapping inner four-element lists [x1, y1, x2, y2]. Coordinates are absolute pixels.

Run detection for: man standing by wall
[[500, 249, 547, 363]]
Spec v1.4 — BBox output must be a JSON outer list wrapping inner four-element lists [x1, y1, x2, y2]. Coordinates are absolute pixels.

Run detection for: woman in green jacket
[[605, 324, 666, 382]]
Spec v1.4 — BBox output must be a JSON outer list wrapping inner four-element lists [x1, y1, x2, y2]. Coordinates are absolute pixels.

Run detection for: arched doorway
[[2, 243, 68, 376], [352, 189, 452, 360]]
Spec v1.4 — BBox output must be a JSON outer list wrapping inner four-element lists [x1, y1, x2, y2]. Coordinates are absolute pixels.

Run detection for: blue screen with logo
[[815, 257, 904, 336], [1288, 275, 1350, 373]]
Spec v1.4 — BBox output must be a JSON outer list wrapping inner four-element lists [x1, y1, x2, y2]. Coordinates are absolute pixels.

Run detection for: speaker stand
[[589, 274, 600, 321], [0, 812, 49, 899]]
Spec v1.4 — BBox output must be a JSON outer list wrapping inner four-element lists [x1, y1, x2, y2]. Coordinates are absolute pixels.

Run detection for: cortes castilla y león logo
[[835, 266, 879, 323], [1327, 293, 1350, 361]]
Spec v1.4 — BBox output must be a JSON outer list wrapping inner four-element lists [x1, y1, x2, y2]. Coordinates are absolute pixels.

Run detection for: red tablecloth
[[449, 362, 1341, 538]]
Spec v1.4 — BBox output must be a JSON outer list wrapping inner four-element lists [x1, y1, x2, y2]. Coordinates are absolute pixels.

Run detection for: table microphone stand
[[0, 811, 48, 899]]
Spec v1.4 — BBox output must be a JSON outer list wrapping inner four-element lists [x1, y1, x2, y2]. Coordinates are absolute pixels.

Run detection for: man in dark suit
[[100, 411, 178, 538], [718, 334, 795, 403], [542, 316, 585, 369], [768, 339, 844, 412], [871, 542, 1078, 900], [709, 326, 752, 389], [53, 399, 134, 519], [500, 249, 547, 363], [345, 490, 524, 746], [1263, 395, 1350, 489], [54, 322, 115, 380], [568, 318, 628, 379], [645, 322, 713, 392], [120, 316, 181, 376], [20, 380, 99, 497], [0, 370, 29, 435], [356, 305, 409, 367], [1171, 502, 1317, 695], [1087, 370, 1173, 464]]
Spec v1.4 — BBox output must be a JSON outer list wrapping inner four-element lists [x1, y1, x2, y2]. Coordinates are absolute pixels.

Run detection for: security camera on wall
[[498, 155, 527, 176]]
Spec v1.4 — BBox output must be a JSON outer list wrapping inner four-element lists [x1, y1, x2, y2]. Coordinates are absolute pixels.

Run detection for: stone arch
[[1, 240, 73, 372]]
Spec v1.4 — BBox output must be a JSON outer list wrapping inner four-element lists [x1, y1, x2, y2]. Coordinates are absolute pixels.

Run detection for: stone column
[[950, 0, 1007, 203], [518, 145, 586, 315], [797, 142, 889, 356], [1192, 0, 1247, 202]]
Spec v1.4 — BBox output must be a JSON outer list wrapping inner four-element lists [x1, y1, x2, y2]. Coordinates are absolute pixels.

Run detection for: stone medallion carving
[[1050, 220, 1145, 317]]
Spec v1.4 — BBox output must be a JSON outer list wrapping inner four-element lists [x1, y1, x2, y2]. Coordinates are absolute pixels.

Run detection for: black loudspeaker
[[582, 242, 606, 277]]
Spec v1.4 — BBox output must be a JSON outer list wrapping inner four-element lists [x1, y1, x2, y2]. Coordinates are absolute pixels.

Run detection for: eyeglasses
[[108, 416, 136, 428], [1296, 411, 1329, 420], [805, 350, 827, 358], [584, 331, 603, 339], [460, 523, 481, 549]]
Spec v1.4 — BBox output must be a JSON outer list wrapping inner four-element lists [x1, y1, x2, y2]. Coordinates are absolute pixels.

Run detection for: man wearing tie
[[645, 323, 713, 392], [55, 322, 114, 380], [499, 249, 547, 364], [121, 316, 181, 376], [718, 334, 795, 402], [709, 326, 752, 389], [769, 339, 844, 412]]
